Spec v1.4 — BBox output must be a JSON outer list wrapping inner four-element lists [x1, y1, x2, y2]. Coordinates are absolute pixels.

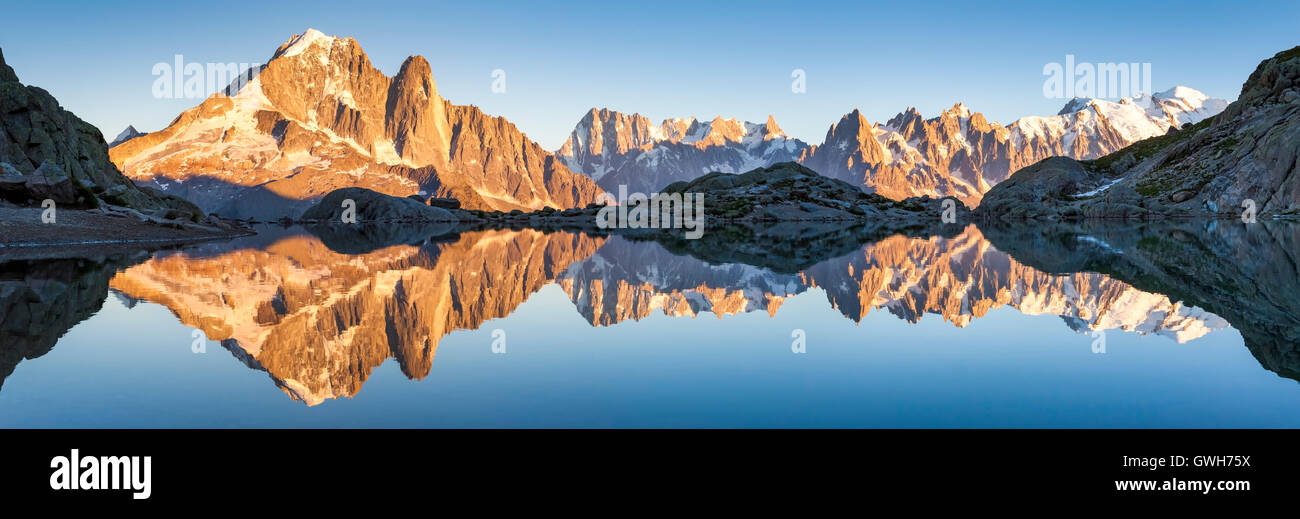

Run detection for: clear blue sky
[[2, 0, 1296, 149]]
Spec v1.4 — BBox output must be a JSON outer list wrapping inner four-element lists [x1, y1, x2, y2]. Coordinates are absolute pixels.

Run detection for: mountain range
[[555, 110, 809, 195], [558, 89, 1226, 206], [102, 29, 1231, 218]]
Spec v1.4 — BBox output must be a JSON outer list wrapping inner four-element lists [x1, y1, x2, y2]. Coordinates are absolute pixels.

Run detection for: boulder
[[301, 187, 463, 223], [0, 161, 99, 208], [427, 197, 461, 210], [150, 208, 189, 221]]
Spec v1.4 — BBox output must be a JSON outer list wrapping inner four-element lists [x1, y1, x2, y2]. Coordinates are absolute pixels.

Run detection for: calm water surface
[[2, 221, 1298, 427]]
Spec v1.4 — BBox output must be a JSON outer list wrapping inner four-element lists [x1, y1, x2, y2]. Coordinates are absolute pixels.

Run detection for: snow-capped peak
[[1057, 97, 1096, 115], [946, 102, 973, 118], [109, 125, 144, 147], [1154, 86, 1210, 106], [1058, 86, 1218, 116], [277, 28, 335, 59]]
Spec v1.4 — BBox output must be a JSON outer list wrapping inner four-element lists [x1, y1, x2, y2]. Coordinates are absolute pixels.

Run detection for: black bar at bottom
[[0, 429, 1287, 505]]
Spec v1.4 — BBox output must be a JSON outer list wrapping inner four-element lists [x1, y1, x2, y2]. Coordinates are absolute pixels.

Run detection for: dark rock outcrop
[[0, 47, 201, 217], [300, 187, 465, 223], [0, 161, 98, 208], [661, 162, 970, 226], [427, 197, 460, 209]]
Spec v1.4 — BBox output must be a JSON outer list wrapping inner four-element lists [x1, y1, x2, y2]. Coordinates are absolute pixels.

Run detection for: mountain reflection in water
[[1, 220, 1298, 423]]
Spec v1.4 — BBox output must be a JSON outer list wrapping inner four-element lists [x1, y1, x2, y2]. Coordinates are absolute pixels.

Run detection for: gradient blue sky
[[2, 0, 1296, 149]]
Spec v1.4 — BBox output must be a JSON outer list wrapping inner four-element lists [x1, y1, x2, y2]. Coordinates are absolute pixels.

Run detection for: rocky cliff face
[[0, 48, 198, 215], [556, 109, 808, 194], [977, 46, 1300, 219], [109, 29, 604, 219]]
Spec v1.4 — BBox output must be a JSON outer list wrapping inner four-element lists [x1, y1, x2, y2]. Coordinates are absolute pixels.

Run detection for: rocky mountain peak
[[393, 55, 437, 96], [1227, 46, 1300, 116], [679, 116, 746, 147], [827, 109, 873, 141], [763, 114, 782, 136], [657, 117, 695, 141], [1057, 97, 1095, 115], [0, 48, 16, 83], [109, 125, 144, 147], [885, 107, 925, 136], [271, 28, 338, 60], [108, 30, 603, 217], [944, 102, 972, 118]]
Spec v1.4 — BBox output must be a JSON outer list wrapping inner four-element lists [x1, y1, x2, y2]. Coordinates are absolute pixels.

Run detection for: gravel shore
[[0, 207, 253, 259]]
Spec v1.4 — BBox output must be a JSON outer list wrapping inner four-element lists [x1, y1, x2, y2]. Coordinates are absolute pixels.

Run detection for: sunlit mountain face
[[2, 220, 1298, 425], [108, 30, 605, 219]]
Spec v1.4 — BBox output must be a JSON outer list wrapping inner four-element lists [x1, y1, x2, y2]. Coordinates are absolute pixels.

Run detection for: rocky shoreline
[[0, 206, 254, 254]]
